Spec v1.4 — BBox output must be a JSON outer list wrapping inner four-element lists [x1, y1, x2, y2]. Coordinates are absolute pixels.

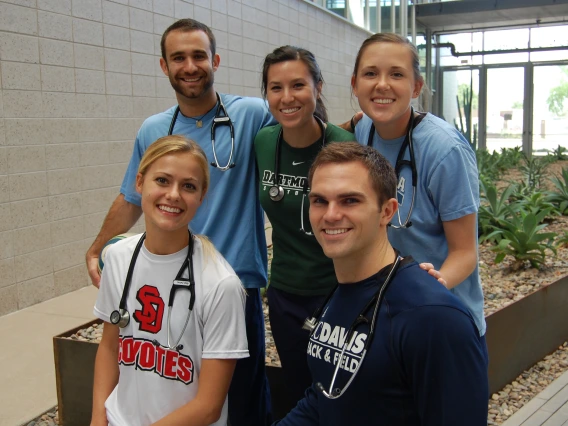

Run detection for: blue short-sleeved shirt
[[355, 113, 486, 336], [121, 94, 275, 288]]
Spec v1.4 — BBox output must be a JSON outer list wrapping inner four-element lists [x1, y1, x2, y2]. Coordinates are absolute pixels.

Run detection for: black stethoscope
[[367, 108, 421, 229], [110, 232, 196, 351], [168, 92, 235, 171], [303, 254, 403, 399], [268, 116, 327, 203]]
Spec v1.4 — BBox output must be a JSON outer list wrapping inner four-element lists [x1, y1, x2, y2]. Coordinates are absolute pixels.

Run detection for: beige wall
[[0, 0, 369, 316]]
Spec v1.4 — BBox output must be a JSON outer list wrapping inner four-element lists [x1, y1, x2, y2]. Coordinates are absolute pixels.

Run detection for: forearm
[[152, 359, 237, 426], [88, 194, 142, 255], [86, 194, 142, 287], [151, 396, 222, 426], [91, 325, 119, 426], [439, 248, 477, 289], [440, 213, 478, 289]]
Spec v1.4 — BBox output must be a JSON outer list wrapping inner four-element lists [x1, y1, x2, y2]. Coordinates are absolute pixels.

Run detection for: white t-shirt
[[94, 234, 249, 426]]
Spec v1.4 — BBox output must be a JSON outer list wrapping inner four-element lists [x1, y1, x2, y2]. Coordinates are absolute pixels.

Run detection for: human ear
[[212, 54, 220, 72], [380, 198, 398, 226], [159, 57, 169, 77], [135, 173, 144, 195], [351, 75, 358, 98], [412, 78, 424, 99]]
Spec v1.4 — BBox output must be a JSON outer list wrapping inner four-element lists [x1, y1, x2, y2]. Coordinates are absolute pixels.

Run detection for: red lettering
[[164, 350, 178, 379], [177, 355, 193, 384], [155, 344, 166, 375], [138, 341, 156, 370], [117, 336, 123, 363], [122, 337, 135, 364]]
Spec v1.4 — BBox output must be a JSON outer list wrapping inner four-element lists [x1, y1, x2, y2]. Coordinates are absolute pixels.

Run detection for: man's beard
[[169, 70, 214, 100]]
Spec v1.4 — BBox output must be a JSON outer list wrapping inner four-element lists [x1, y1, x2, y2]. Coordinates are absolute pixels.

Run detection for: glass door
[[532, 64, 568, 156], [485, 67, 525, 153], [442, 69, 480, 149]]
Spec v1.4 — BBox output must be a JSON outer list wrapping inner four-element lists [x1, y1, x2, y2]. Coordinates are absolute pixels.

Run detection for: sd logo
[[134, 285, 165, 333]]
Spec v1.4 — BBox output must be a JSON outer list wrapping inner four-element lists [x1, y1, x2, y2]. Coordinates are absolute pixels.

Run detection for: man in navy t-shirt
[[275, 142, 488, 426]]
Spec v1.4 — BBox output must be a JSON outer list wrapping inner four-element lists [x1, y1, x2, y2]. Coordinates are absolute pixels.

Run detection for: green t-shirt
[[254, 123, 356, 296]]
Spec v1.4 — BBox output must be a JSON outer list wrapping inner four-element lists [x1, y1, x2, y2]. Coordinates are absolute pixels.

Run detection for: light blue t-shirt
[[120, 94, 275, 288], [355, 113, 486, 336]]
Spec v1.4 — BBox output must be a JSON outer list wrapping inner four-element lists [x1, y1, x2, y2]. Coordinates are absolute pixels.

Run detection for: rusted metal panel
[[485, 275, 568, 395], [53, 319, 100, 426]]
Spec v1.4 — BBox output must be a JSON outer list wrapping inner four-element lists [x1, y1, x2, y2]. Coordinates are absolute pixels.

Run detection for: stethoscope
[[268, 116, 326, 236], [168, 92, 235, 171], [366, 108, 420, 229], [110, 232, 196, 351], [302, 254, 403, 399], [268, 116, 327, 203]]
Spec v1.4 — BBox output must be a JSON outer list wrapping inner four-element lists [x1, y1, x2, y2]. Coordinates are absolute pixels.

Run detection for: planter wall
[[485, 275, 568, 395], [53, 319, 100, 426], [52, 275, 568, 424]]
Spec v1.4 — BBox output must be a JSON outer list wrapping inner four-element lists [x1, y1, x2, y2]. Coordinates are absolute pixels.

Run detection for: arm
[[337, 111, 363, 133], [152, 359, 236, 426], [396, 306, 488, 426], [90, 322, 120, 426], [273, 384, 320, 426], [439, 213, 478, 289], [85, 194, 142, 288]]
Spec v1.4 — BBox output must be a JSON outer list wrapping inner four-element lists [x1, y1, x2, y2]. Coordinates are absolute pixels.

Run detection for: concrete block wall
[[0, 0, 370, 316]]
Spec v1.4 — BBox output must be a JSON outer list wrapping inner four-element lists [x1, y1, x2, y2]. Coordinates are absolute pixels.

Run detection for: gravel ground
[[33, 161, 568, 425]]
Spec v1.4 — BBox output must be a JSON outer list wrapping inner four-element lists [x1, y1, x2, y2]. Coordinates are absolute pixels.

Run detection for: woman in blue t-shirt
[[351, 33, 486, 341]]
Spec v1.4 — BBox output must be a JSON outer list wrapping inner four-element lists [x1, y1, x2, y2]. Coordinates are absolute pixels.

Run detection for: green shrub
[[545, 167, 568, 215], [488, 210, 557, 269], [478, 182, 519, 242]]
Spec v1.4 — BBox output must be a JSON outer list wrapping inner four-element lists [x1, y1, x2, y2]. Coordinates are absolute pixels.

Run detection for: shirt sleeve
[[93, 245, 123, 322], [201, 275, 249, 359], [119, 132, 145, 206], [392, 305, 489, 426], [428, 140, 480, 222], [272, 384, 320, 426]]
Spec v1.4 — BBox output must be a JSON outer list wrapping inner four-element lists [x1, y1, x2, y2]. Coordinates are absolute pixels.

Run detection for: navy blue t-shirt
[[276, 260, 488, 426]]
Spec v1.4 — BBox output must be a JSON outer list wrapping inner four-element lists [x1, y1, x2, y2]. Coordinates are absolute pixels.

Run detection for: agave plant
[[478, 182, 519, 242], [545, 167, 568, 215], [488, 209, 557, 269]]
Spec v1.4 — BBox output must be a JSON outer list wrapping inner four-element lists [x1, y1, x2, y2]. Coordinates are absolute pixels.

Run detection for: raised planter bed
[[485, 274, 568, 395], [53, 319, 101, 426]]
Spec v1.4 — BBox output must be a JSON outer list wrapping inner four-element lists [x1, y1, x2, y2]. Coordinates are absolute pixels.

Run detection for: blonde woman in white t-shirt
[[91, 135, 248, 426]]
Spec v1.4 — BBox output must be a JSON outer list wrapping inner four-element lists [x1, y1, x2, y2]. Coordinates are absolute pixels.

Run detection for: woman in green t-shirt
[[253, 46, 355, 411]]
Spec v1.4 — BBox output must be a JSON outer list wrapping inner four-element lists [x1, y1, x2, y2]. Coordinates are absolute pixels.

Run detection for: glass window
[[530, 25, 568, 49], [532, 65, 568, 155]]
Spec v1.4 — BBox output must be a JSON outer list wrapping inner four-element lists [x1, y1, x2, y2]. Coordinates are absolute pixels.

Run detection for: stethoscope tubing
[[111, 232, 196, 351], [309, 254, 403, 399], [366, 108, 419, 229], [269, 116, 327, 203], [168, 92, 235, 171]]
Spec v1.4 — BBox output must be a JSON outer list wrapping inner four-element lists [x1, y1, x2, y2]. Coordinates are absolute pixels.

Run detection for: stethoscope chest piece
[[269, 185, 284, 202], [110, 308, 130, 328]]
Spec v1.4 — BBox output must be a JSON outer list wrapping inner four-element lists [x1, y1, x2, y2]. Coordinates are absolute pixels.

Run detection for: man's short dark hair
[[308, 142, 397, 206], [160, 18, 216, 61]]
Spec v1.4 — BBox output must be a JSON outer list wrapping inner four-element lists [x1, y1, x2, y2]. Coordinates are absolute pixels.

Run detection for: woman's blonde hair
[[138, 135, 216, 257]]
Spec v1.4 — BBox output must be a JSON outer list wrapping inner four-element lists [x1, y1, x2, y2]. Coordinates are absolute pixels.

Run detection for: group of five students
[[88, 17, 488, 426]]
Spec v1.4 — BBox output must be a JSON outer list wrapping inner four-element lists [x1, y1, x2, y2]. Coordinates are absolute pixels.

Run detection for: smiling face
[[351, 42, 423, 139], [160, 29, 219, 104], [136, 152, 205, 241], [309, 161, 396, 268], [266, 59, 322, 131]]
